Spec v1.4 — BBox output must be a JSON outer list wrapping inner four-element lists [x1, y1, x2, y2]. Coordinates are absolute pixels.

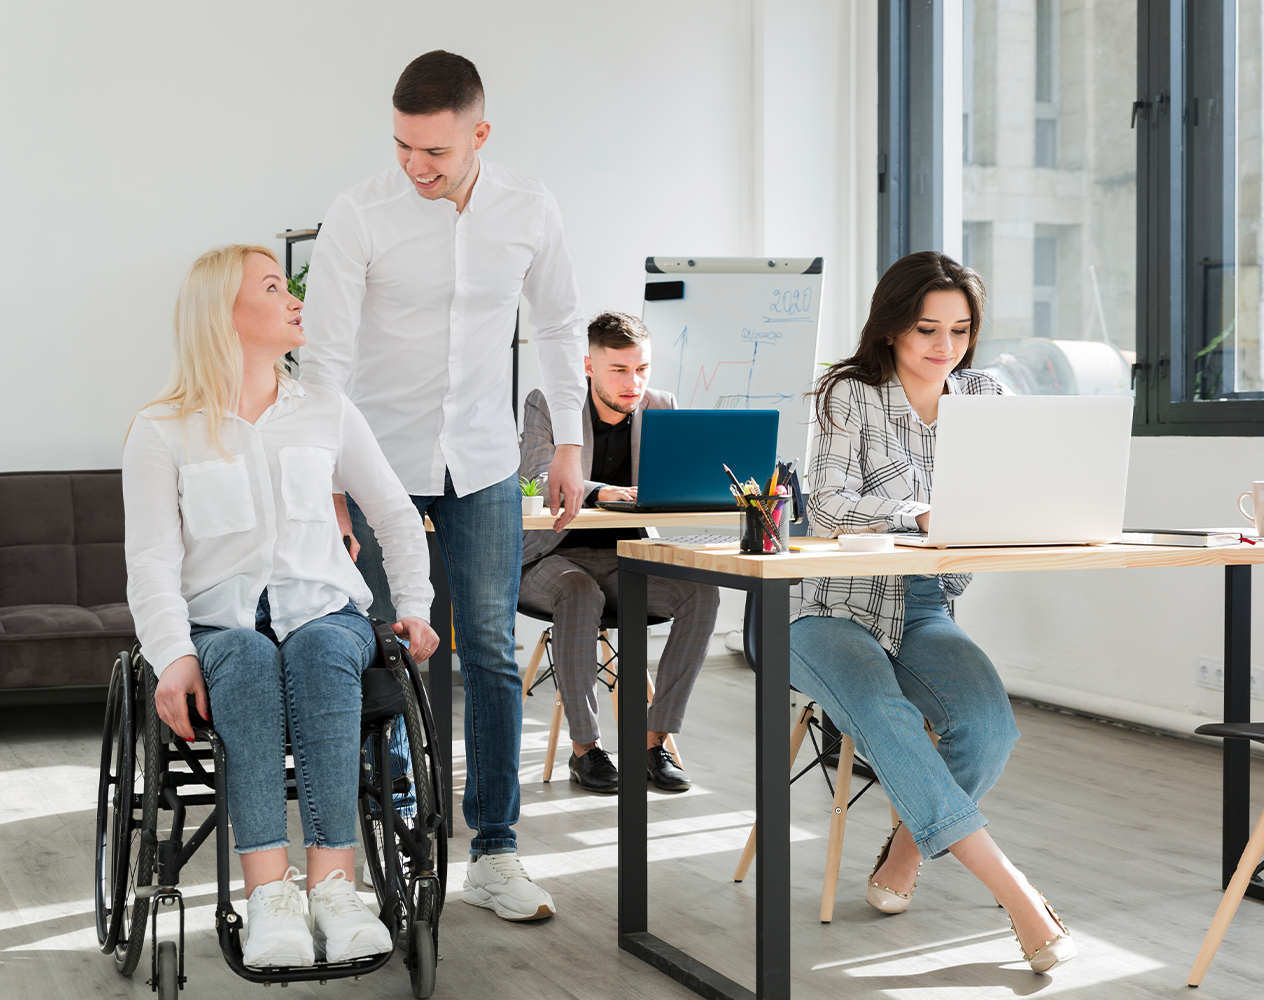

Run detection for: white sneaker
[[462, 853, 556, 921], [307, 869, 393, 962], [242, 867, 315, 968]]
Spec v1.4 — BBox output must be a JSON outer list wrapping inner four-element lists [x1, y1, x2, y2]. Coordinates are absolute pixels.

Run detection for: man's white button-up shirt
[[123, 382, 433, 675], [299, 159, 588, 497]]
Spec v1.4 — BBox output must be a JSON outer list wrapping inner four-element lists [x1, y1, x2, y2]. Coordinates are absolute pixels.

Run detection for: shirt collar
[[883, 371, 962, 422], [461, 157, 485, 216]]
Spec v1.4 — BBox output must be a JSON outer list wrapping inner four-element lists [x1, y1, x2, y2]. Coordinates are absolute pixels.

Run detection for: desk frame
[[617, 548, 1261, 1000]]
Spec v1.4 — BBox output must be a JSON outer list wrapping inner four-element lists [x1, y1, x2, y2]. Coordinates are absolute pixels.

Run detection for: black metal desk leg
[[754, 580, 793, 1000], [618, 564, 649, 938], [428, 533, 454, 838], [1222, 565, 1261, 899]]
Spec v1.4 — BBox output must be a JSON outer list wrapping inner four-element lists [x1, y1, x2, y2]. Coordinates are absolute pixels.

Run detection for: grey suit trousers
[[519, 546, 720, 744]]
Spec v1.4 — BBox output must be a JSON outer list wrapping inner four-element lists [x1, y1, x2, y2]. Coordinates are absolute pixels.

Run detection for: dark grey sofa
[[0, 470, 135, 694]]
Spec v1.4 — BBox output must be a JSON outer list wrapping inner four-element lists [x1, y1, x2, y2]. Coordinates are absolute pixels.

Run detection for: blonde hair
[[135, 244, 289, 457]]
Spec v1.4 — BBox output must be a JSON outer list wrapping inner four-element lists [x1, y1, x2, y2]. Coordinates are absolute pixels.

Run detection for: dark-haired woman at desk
[[791, 250, 1075, 974]]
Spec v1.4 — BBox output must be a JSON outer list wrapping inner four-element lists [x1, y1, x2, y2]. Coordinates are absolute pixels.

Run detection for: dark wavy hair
[[810, 250, 986, 427]]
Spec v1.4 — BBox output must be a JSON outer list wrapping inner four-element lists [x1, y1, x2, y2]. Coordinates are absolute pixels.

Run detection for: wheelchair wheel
[[113, 653, 161, 976], [407, 918, 437, 999], [95, 652, 134, 951], [358, 656, 446, 957], [156, 939, 178, 1000]]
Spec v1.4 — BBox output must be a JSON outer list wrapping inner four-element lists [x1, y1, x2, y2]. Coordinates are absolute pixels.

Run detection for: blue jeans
[[347, 470, 522, 856], [789, 575, 1020, 859], [190, 593, 376, 853]]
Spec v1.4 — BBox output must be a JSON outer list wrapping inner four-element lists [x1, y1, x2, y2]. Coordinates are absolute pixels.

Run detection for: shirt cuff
[[148, 638, 199, 678], [394, 601, 433, 626], [550, 409, 584, 447], [895, 504, 931, 531]]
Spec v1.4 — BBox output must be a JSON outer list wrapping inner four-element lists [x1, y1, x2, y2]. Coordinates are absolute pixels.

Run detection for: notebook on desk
[[596, 409, 779, 513], [892, 394, 1133, 548]]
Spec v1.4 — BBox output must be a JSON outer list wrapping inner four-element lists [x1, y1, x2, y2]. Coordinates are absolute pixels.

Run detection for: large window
[[961, 0, 1137, 399], [881, 0, 1264, 432], [1136, 0, 1264, 431]]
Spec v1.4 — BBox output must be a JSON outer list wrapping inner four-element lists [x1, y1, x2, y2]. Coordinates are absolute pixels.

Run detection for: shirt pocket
[[279, 446, 336, 522], [861, 451, 916, 501], [178, 457, 257, 540]]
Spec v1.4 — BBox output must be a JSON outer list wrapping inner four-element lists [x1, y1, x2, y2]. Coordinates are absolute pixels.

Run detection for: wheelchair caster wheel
[[408, 919, 436, 998], [156, 940, 179, 1000]]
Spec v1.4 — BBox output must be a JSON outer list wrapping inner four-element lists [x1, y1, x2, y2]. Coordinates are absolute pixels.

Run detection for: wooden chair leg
[[520, 630, 550, 706], [820, 734, 856, 923], [1188, 804, 1264, 985], [735, 703, 816, 882], [542, 691, 565, 782]]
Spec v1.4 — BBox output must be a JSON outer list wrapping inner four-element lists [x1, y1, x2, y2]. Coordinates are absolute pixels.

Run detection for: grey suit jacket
[[519, 385, 677, 566]]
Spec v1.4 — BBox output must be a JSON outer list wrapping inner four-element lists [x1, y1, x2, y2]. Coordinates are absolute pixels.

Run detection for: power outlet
[[1196, 657, 1264, 700]]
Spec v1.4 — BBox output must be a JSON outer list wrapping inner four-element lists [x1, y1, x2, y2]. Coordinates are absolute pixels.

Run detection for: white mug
[[1237, 482, 1264, 536]]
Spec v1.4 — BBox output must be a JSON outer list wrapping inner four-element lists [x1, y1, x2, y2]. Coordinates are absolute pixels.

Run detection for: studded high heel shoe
[[865, 823, 921, 914], [1012, 889, 1076, 974]]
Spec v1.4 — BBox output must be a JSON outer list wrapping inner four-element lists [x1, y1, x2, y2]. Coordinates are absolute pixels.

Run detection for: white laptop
[[893, 394, 1133, 548]]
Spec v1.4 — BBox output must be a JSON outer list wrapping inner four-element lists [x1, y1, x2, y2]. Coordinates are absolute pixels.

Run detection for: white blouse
[[123, 380, 433, 675]]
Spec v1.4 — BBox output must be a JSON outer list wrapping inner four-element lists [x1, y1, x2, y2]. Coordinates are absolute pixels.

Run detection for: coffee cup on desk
[[1237, 482, 1264, 536]]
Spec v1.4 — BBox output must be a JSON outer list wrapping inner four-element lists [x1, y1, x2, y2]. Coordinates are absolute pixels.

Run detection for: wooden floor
[[2, 654, 1263, 999]]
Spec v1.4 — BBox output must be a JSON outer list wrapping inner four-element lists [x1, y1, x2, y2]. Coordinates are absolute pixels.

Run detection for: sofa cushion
[[0, 545, 77, 607], [72, 473, 126, 544], [88, 603, 135, 632], [0, 474, 74, 548], [77, 542, 128, 607], [0, 603, 135, 637]]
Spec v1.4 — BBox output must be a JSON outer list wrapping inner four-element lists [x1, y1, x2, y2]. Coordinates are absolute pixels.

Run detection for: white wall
[[0, 0, 756, 471]]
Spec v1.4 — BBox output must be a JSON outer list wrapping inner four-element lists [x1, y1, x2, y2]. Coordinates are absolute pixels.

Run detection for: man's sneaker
[[307, 870, 393, 962], [569, 747, 619, 793], [462, 853, 556, 921], [647, 745, 692, 791], [242, 867, 315, 968]]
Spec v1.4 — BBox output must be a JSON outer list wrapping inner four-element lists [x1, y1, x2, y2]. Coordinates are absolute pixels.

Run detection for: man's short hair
[[393, 50, 485, 118], [588, 311, 650, 351]]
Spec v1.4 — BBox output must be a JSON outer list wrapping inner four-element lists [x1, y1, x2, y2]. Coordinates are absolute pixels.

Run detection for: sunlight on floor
[[0, 765, 98, 825]]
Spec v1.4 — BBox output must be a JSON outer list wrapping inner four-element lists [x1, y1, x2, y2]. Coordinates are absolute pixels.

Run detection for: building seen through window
[[961, 0, 1137, 396]]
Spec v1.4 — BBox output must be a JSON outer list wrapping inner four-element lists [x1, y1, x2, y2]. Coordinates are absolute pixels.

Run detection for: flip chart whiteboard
[[642, 256, 824, 465]]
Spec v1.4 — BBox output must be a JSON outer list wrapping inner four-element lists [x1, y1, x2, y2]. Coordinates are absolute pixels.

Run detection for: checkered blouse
[[794, 369, 1007, 654]]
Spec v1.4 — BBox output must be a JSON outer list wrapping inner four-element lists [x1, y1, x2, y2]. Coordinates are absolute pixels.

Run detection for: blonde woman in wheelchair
[[123, 245, 439, 968]]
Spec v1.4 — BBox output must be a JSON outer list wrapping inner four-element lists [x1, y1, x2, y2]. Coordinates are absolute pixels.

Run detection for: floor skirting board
[[1002, 674, 1264, 757]]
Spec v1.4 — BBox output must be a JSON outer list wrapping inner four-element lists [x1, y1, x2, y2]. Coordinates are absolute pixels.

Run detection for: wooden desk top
[[616, 536, 1264, 579], [424, 509, 741, 532]]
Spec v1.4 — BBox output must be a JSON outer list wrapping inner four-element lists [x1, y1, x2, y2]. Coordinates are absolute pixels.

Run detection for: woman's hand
[[154, 654, 209, 743], [597, 486, 637, 503], [394, 617, 441, 661], [915, 510, 931, 533]]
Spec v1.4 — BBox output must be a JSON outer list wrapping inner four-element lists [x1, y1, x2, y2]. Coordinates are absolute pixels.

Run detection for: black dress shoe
[[646, 746, 691, 791], [569, 747, 619, 793]]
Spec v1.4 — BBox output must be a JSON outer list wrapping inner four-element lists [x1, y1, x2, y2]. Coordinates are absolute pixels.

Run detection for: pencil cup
[[739, 496, 791, 554]]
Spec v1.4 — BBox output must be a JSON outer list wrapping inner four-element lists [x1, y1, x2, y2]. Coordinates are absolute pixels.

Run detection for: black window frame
[[881, 0, 1264, 435]]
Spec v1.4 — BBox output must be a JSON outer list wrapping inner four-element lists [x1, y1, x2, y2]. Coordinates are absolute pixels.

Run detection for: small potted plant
[[520, 477, 545, 516]]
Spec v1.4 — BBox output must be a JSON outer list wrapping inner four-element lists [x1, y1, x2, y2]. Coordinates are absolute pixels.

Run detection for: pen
[[723, 464, 786, 552]]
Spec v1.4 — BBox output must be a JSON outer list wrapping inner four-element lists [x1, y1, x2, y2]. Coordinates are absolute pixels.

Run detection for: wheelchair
[[93, 621, 447, 998]]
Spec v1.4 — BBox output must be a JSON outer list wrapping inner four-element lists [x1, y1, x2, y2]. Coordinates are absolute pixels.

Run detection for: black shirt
[[556, 393, 640, 551]]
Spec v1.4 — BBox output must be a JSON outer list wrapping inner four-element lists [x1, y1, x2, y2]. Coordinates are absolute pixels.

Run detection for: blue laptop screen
[[636, 409, 779, 507]]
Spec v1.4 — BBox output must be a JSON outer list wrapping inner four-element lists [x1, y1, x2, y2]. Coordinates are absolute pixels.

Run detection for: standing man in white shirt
[[300, 50, 586, 923]]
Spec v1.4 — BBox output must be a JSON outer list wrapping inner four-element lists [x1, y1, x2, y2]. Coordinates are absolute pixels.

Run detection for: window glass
[[1179, 0, 1264, 400], [961, 0, 1136, 396]]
